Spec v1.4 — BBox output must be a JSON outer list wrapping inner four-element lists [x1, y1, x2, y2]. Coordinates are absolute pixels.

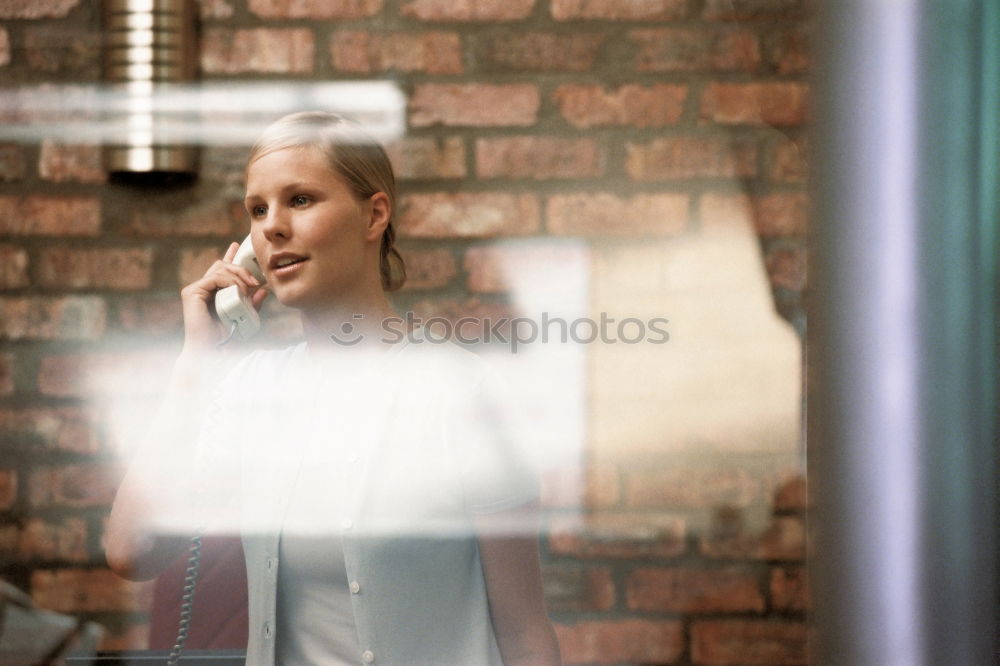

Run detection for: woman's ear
[[366, 192, 391, 241]]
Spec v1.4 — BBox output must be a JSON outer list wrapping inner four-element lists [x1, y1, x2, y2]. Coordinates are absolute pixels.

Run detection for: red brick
[[201, 28, 314, 74], [626, 137, 757, 180], [29, 463, 119, 509], [542, 564, 615, 612], [23, 25, 100, 77], [627, 467, 761, 509], [330, 31, 462, 74], [548, 511, 686, 558], [178, 246, 224, 287], [701, 515, 806, 561], [397, 248, 457, 290], [127, 199, 243, 237], [765, 25, 809, 74], [691, 620, 808, 665], [751, 192, 810, 237], [0, 143, 25, 181], [401, 0, 534, 21], [0, 195, 100, 236], [409, 84, 540, 127], [700, 82, 809, 127], [0, 0, 80, 18], [37, 248, 153, 291], [627, 566, 765, 613], [555, 619, 684, 664], [772, 474, 808, 511], [200, 0, 234, 19], [386, 136, 466, 180], [201, 146, 251, 185], [631, 28, 759, 72], [552, 0, 687, 20], [463, 242, 590, 294], [700, 193, 808, 237], [249, 0, 382, 17], [477, 137, 602, 180], [404, 297, 529, 347], [0, 469, 15, 509], [98, 621, 150, 651], [0, 525, 14, 556], [407, 297, 518, 338], [31, 568, 154, 613], [703, 0, 805, 20], [38, 140, 105, 183], [0, 28, 9, 67], [770, 566, 810, 612], [770, 136, 808, 183], [480, 32, 605, 71], [398, 193, 540, 238], [0, 297, 106, 340], [553, 83, 687, 128], [116, 295, 184, 335], [541, 462, 619, 509], [547, 193, 687, 237], [765, 243, 807, 291], [17, 517, 88, 562], [37, 351, 174, 398], [0, 407, 101, 454], [0, 527, 22, 567], [0, 353, 12, 396], [0, 244, 29, 288]]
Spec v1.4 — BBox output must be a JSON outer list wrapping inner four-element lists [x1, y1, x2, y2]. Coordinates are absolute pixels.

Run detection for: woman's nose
[[261, 207, 290, 240]]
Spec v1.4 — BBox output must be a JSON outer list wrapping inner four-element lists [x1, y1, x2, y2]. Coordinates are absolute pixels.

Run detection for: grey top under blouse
[[276, 431, 359, 665], [196, 327, 539, 665]]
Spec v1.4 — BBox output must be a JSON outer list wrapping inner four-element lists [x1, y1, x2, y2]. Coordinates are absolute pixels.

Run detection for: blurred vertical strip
[[811, 0, 1000, 664]]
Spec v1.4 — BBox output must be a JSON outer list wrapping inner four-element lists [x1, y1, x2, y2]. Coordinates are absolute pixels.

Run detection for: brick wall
[[0, 0, 809, 663]]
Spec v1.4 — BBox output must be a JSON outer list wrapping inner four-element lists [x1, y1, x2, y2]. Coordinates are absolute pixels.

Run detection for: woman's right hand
[[179, 241, 268, 354]]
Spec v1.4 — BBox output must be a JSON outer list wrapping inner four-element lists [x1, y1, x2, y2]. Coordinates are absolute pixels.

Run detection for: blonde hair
[[247, 111, 406, 292]]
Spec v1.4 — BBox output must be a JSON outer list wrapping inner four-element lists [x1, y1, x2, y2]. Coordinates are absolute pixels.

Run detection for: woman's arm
[[105, 352, 231, 581], [106, 241, 264, 581], [474, 500, 562, 666]]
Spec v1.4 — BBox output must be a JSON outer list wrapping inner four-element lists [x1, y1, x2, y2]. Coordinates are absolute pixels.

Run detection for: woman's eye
[[251, 205, 267, 217], [291, 194, 310, 207]]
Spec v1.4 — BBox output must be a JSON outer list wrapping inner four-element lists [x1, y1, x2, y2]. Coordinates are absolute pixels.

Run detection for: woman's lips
[[272, 257, 308, 278]]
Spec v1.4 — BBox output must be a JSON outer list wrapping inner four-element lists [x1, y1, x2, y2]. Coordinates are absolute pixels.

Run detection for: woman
[[106, 111, 562, 665]]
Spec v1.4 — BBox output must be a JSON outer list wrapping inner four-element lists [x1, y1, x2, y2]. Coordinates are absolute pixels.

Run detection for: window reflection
[[0, 1, 809, 663]]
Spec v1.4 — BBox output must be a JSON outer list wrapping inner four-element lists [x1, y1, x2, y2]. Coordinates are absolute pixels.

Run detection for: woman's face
[[244, 145, 376, 310]]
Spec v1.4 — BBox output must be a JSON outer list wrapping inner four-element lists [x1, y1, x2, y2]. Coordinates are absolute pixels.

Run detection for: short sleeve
[[446, 365, 540, 515], [194, 360, 243, 474]]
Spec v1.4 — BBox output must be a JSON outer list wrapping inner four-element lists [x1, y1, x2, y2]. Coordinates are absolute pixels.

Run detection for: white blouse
[[197, 326, 539, 665]]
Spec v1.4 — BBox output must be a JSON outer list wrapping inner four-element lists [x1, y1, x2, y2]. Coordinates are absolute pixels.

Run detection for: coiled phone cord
[[217, 321, 239, 347], [166, 533, 203, 666]]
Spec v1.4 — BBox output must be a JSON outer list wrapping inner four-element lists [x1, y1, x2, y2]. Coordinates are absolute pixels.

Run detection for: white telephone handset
[[214, 235, 266, 342]]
